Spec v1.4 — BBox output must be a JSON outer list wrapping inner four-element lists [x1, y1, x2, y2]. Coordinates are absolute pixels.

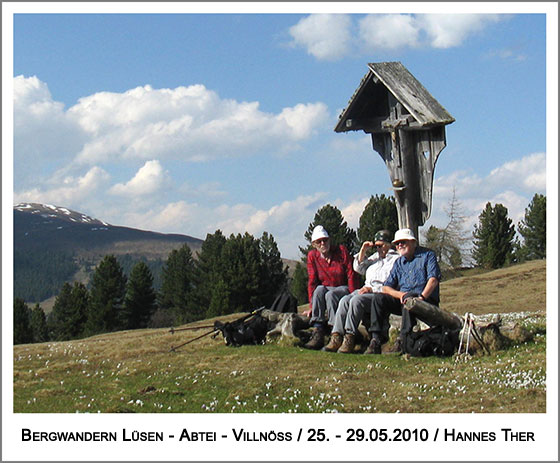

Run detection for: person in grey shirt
[[323, 230, 399, 354]]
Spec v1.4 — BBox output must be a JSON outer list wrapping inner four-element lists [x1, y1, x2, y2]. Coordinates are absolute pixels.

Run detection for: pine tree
[[123, 261, 157, 329], [50, 282, 90, 340], [290, 261, 309, 305], [158, 244, 197, 324], [357, 194, 399, 243], [518, 193, 546, 260], [472, 202, 516, 269], [85, 255, 127, 334], [206, 279, 231, 318], [301, 204, 357, 255], [220, 233, 262, 314], [258, 231, 288, 308], [30, 303, 49, 343], [193, 230, 227, 316], [14, 298, 32, 344]]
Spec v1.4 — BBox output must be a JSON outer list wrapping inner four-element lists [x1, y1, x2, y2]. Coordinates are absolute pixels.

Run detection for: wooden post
[[404, 297, 463, 330]]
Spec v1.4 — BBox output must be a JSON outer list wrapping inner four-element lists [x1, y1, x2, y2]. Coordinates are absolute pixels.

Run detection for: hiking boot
[[364, 337, 382, 355], [322, 332, 343, 352], [383, 337, 403, 354], [337, 333, 356, 354], [304, 327, 325, 350]]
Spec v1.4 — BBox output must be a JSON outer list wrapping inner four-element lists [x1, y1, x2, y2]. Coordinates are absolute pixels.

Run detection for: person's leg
[[331, 291, 356, 334], [343, 293, 374, 335], [325, 286, 349, 326], [370, 293, 402, 343], [324, 291, 356, 352], [305, 285, 330, 349], [310, 285, 329, 325]]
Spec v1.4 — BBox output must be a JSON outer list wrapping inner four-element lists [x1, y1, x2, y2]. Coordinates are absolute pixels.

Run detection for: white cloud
[[288, 14, 352, 61], [417, 14, 502, 48], [488, 152, 546, 191], [359, 14, 420, 50], [110, 160, 168, 197], [289, 13, 505, 59], [13, 76, 88, 187], [69, 84, 329, 164], [428, 152, 546, 236], [106, 193, 329, 259], [13, 166, 110, 206], [14, 76, 330, 170]]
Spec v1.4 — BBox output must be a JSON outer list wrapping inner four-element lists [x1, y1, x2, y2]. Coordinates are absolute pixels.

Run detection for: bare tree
[[423, 188, 471, 271]]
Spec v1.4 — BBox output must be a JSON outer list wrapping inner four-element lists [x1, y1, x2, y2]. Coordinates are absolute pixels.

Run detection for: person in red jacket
[[303, 225, 357, 349]]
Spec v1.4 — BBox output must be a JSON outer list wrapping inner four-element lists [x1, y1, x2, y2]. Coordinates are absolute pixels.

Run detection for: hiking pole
[[169, 327, 219, 352], [169, 325, 215, 334], [169, 306, 266, 352]]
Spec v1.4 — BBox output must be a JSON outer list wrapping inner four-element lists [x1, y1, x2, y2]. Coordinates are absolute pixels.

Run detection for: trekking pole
[[169, 306, 266, 352], [169, 324, 215, 334], [169, 327, 219, 352]]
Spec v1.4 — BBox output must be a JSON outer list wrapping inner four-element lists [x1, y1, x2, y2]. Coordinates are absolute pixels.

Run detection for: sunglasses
[[314, 238, 329, 245], [394, 241, 410, 248]]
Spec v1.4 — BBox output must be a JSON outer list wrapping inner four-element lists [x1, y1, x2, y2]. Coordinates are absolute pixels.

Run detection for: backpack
[[214, 313, 269, 347], [269, 288, 298, 313], [402, 325, 460, 357]]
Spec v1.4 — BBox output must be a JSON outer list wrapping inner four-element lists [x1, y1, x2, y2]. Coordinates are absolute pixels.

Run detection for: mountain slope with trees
[[14, 203, 203, 302]]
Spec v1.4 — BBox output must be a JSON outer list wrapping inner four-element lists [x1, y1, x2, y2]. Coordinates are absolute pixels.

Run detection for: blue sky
[[6, 4, 556, 259]]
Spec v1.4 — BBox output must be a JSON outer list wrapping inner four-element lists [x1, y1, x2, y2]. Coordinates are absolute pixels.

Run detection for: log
[[403, 297, 463, 330], [259, 310, 310, 343]]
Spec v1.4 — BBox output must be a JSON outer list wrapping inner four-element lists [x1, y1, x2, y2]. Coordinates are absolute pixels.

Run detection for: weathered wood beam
[[403, 297, 463, 330]]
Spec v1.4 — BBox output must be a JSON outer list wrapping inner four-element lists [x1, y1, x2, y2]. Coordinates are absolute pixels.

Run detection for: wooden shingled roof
[[335, 61, 455, 133]]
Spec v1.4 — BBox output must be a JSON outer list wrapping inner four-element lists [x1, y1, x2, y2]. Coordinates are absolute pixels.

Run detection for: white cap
[[311, 225, 329, 243], [392, 228, 417, 243]]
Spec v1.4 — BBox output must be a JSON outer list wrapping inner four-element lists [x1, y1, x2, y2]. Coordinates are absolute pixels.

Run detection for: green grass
[[13, 260, 547, 414]]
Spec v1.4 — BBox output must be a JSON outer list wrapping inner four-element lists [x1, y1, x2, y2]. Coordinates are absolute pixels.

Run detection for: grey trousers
[[332, 291, 375, 335], [311, 285, 349, 326]]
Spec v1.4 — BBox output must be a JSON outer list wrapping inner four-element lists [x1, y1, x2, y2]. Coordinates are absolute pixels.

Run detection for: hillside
[[13, 260, 547, 414], [14, 203, 204, 303]]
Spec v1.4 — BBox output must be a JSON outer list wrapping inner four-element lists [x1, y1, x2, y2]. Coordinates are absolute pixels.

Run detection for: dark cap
[[374, 230, 392, 243]]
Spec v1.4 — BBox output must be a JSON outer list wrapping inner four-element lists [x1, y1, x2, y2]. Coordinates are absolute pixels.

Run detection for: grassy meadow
[[13, 260, 547, 414]]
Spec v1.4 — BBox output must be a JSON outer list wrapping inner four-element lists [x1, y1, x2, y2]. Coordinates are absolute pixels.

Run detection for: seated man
[[367, 228, 442, 354], [303, 225, 357, 350], [322, 230, 399, 353]]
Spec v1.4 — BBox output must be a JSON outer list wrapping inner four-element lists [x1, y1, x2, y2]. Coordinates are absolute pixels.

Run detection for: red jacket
[[307, 244, 357, 308]]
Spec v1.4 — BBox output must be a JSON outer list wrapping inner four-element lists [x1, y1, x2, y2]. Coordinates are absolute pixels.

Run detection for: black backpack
[[402, 325, 460, 357], [214, 314, 269, 347], [269, 288, 298, 313]]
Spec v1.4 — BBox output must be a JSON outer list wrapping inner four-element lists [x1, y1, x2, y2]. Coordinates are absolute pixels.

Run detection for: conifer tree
[[357, 194, 399, 244], [472, 202, 515, 269], [258, 231, 288, 307], [158, 244, 198, 324], [206, 279, 231, 318], [14, 298, 32, 344], [220, 233, 262, 314], [50, 282, 90, 340], [85, 255, 127, 334], [30, 303, 49, 343], [290, 261, 309, 305], [193, 230, 227, 316], [518, 193, 546, 260], [123, 261, 157, 329], [301, 204, 357, 256]]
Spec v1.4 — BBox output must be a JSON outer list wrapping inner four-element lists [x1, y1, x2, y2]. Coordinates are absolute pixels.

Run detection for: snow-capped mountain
[[14, 203, 110, 228], [14, 203, 204, 303]]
